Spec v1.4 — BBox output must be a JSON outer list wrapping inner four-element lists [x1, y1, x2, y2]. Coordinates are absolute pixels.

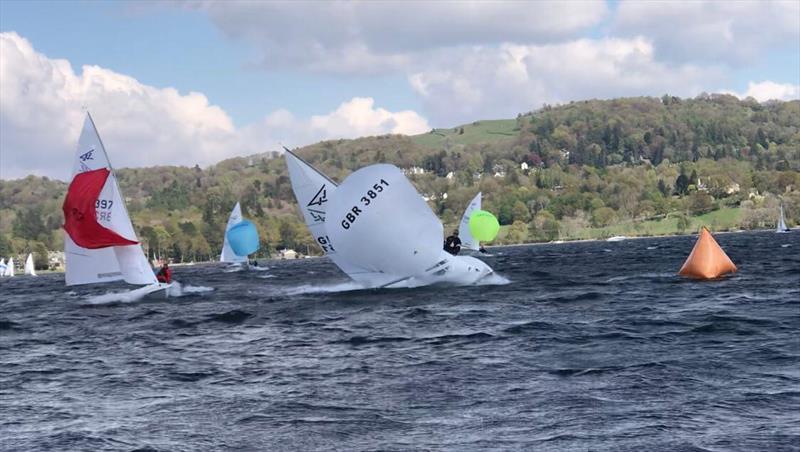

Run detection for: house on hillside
[[403, 166, 426, 175], [278, 249, 298, 260]]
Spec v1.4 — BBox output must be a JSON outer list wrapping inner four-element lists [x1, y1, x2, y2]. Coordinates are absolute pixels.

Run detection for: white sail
[[777, 204, 790, 233], [458, 192, 482, 250], [64, 113, 157, 286], [220, 202, 247, 263], [326, 164, 443, 278], [284, 150, 399, 287], [24, 253, 36, 276], [5, 257, 14, 277], [0, 258, 5, 276]]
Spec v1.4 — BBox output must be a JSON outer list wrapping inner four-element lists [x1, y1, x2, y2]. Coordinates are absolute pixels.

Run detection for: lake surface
[[1, 231, 798, 451]]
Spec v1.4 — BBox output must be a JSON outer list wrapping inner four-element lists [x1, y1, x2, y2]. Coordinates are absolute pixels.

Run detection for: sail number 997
[[340, 179, 390, 230]]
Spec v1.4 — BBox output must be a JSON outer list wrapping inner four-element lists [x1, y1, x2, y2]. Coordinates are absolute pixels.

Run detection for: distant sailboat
[[459, 192, 482, 251], [776, 204, 790, 233], [4, 257, 14, 277], [24, 253, 36, 276], [220, 202, 248, 264], [0, 258, 6, 276], [63, 113, 171, 298]]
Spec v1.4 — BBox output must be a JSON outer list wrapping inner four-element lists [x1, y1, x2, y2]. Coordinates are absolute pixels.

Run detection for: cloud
[[0, 32, 429, 180], [183, 0, 607, 74], [725, 81, 800, 102], [408, 38, 726, 126], [613, 0, 800, 65], [240, 98, 429, 150]]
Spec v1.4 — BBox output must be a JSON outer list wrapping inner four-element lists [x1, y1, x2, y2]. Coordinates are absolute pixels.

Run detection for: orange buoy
[[678, 227, 737, 279]]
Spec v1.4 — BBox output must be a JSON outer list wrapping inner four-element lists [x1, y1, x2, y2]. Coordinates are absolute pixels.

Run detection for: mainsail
[[24, 254, 36, 276], [4, 257, 14, 277], [220, 202, 247, 263], [459, 192, 482, 250], [326, 164, 443, 278], [777, 204, 790, 233], [63, 113, 158, 286], [285, 149, 496, 288], [284, 150, 400, 287]]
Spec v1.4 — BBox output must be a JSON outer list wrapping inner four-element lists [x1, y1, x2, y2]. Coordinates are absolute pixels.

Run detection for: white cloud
[[183, 0, 607, 74], [0, 32, 429, 180], [408, 38, 726, 126], [613, 0, 800, 65], [725, 81, 800, 102]]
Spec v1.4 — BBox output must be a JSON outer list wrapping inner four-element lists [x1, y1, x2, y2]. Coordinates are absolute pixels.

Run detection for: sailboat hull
[[135, 282, 173, 300]]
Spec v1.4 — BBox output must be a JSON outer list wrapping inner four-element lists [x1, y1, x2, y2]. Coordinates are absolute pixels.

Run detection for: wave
[[84, 285, 167, 305], [204, 309, 252, 324], [282, 281, 368, 295], [0, 319, 20, 330], [172, 283, 214, 296]]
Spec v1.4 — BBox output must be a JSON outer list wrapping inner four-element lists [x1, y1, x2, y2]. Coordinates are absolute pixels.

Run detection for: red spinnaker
[[62, 168, 137, 249]]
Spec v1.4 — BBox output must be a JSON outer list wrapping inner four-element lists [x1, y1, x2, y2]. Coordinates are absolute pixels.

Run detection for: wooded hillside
[[2, 95, 798, 264]]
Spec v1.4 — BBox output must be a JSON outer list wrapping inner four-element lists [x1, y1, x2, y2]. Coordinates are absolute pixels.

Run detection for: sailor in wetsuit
[[444, 230, 462, 255], [156, 262, 172, 283]]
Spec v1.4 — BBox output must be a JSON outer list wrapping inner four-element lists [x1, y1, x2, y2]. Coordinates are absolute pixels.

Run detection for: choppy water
[[1, 231, 798, 451]]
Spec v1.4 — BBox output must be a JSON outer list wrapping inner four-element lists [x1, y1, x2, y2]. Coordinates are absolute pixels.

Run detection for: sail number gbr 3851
[[340, 179, 390, 230]]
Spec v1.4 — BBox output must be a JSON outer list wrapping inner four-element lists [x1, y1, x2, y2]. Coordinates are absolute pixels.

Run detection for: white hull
[[385, 253, 495, 288], [126, 282, 173, 300]]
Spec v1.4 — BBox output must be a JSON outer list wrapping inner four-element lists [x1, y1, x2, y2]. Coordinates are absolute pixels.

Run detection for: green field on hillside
[[411, 119, 519, 148], [495, 208, 744, 243]]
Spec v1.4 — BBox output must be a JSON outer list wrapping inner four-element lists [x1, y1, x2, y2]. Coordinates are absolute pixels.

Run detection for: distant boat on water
[[220, 201, 260, 267], [24, 253, 36, 276], [776, 204, 790, 233], [0, 257, 13, 277], [458, 192, 482, 251], [606, 236, 627, 242]]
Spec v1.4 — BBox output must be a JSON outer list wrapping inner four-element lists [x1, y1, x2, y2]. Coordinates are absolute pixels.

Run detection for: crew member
[[156, 262, 172, 283], [444, 230, 462, 255]]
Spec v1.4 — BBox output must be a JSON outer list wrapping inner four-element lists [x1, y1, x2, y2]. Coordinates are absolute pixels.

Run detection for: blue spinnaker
[[226, 220, 260, 256]]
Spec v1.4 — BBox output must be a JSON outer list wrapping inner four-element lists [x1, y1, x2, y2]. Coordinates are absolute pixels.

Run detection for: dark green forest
[[2, 95, 798, 267]]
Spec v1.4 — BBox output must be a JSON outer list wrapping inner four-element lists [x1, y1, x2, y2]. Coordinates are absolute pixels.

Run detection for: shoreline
[[485, 227, 791, 249]]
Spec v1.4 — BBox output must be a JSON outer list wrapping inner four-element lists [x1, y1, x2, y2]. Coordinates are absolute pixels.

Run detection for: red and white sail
[[63, 113, 157, 286]]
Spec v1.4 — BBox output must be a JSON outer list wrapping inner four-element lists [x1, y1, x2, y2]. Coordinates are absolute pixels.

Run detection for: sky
[[1, 0, 798, 180]]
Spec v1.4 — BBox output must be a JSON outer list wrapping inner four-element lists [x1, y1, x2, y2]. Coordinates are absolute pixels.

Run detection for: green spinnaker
[[469, 210, 500, 242]]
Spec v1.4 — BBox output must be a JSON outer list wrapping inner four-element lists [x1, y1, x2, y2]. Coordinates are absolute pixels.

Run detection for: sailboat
[[284, 148, 494, 288], [24, 253, 36, 276], [776, 204, 791, 233], [459, 192, 482, 251], [220, 202, 248, 264], [3, 257, 14, 277], [62, 113, 171, 298], [0, 259, 6, 276]]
